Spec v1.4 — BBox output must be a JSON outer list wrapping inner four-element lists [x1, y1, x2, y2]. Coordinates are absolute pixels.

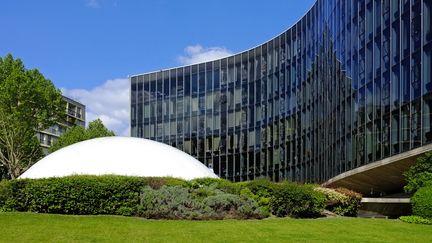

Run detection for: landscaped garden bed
[[0, 176, 361, 219]]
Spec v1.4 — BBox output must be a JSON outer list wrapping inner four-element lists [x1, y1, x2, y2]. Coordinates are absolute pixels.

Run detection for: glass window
[[424, 94, 432, 143], [163, 72, 169, 97], [411, 4, 421, 51], [206, 113, 213, 132], [192, 66, 198, 95], [391, 20, 400, 63], [157, 75, 162, 99], [391, 112, 400, 154], [391, 66, 400, 110], [401, 16, 410, 57], [214, 114, 220, 130], [214, 92, 220, 112], [374, 37, 381, 74], [191, 116, 197, 134], [213, 61, 220, 89], [401, 60, 410, 104], [206, 62, 213, 91], [401, 105, 410, 151], [199, 115, 205, 134], [391, 0, 399, 19], [199, 64, 205, 92], [184, 117, 190, 134], [177, 69, 183, 97], [169, 99, 175, 117], [228, 87, 234, 110], [184, 67, 191, 96], [412, 53, 421, 99], [170, 72, 176, 97], [228, 57, 235, 84], [234, 87, 241, 106], [221, 59, 228, 86], [206, 92, 213, 110], [192, 96, 198, 112], [424, 45, 432, 94], [177, 97, 183, 116], [425, 0, 432, 43], [199, 95, 205, 112], [374, 0, 381, 32]]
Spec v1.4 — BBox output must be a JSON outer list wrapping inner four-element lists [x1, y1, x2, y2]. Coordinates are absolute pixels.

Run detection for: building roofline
[[129, 0, 318, 78], [62, 95, 85, 108]]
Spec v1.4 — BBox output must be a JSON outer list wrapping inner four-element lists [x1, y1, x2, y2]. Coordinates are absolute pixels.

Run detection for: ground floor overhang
[[322, 144, 432, 196]]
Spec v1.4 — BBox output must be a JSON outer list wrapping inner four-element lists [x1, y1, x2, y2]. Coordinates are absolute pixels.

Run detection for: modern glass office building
[[131, 0, 432, 185]]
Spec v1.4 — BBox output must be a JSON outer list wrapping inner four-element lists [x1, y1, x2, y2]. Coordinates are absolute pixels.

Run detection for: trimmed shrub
[[0, 179, 30, 212], [269, 182, 326, 218], [139, 186, 211, 219], [412, 186, 432, 219], [315, 187, 362, 217], [399, 215, 432, 225], [203, 193, 264, 219], [335, 188, 362, 216], [138, 185, 266, 220], [0, 175, 187, 215], [238, 180, 273, 217], [237, 179, 275, 196], [188, 178, 240, 194]]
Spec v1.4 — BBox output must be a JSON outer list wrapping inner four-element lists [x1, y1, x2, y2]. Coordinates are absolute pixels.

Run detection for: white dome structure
[[20, 137, 218, 180]]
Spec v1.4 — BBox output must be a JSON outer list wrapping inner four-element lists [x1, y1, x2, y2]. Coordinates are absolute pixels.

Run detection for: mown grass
[[0, 212, 431, 242]]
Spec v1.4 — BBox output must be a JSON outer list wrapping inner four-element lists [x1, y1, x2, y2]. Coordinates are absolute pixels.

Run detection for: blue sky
[[0, 0, 315, 135]]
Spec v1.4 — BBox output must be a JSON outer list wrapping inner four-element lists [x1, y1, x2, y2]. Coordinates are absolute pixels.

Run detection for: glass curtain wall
[[131, 0, 429, 183]]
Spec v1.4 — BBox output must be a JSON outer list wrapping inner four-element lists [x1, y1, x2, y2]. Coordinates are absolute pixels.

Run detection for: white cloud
[[177, 45, 233, 65], [86, 0, 100, 8], [62, 78, 130, 136]]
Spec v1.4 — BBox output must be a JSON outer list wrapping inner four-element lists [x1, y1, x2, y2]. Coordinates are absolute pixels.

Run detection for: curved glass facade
[[131, 0, 432, 183]]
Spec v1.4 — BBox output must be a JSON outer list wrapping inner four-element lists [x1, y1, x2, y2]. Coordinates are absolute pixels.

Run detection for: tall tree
[[49, 119, 115, 153], [0, 54, 65, 179]]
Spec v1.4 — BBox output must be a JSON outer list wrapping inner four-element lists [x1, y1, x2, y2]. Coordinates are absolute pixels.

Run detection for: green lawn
[[0, 212, 431, 243]]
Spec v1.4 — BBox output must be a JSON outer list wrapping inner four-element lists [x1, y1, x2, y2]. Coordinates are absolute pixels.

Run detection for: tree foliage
[[404, 152, 432, 193], [49, 119, 115, 153], [0, 54, 65, 179]]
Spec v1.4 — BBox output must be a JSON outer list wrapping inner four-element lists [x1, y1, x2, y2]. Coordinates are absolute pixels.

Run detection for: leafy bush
[[0, 175, 186, 215], [139, 186, 211, 219], [188, 178, 240, 194], [138, 185, 265, 220], [0, 179, 30, 212], [203, 193, 264, 219], [237, 179, 275, 197], [412, 186, 432, 219], [329, 187, 362, 217], [238, 180, 273, 217], [269, 182, 326, 218], [404, 172, 432, 194], [399, 215, 432, 225], [404, 152, 432, 193]]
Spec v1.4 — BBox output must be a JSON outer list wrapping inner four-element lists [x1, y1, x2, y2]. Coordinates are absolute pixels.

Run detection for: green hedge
[[399, 215, 432, 225], [0, 175, 186, 215], [412, 186, 432, 219], [0, 176, 360, 219], [270, 182, 326, 218]]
